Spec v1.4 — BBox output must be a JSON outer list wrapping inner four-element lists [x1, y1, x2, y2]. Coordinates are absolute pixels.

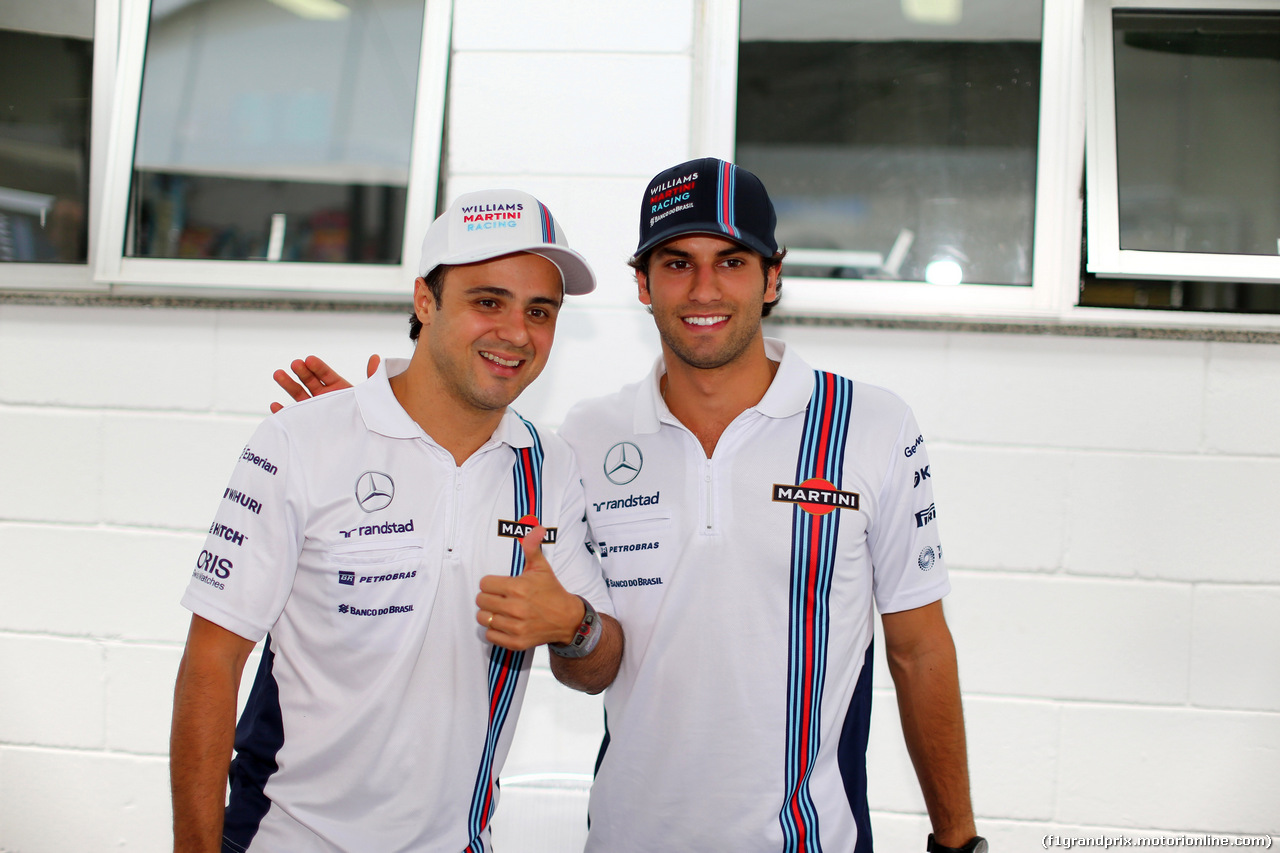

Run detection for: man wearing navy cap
[[172, 190, 622, 853], [273, 162, 984, 853], [560, 158, 984, 853]]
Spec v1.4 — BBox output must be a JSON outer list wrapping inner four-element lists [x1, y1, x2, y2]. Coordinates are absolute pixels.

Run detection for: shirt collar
[[355, 357, 534, 449], [633, 337, 814, 434]]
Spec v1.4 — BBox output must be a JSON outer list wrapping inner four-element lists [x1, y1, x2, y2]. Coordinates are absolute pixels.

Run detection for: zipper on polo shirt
[[443, 467, 462, 560], [700, 457, 714, 534]]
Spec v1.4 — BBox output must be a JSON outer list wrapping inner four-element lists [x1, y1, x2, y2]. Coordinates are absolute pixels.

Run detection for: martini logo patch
[[496, 514, 558, 543], [772, 478, 860, 515]]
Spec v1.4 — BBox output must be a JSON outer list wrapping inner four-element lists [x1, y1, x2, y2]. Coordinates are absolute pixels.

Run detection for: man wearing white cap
[[171, 190, 622, 853]]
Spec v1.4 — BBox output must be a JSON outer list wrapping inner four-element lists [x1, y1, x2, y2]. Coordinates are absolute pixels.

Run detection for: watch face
[[971, 840, 989, 853]]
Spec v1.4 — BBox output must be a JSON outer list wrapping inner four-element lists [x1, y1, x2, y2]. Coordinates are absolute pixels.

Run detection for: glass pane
[[0, 5, 94, 264], [737, 0, 1042, 286], [1114, 11, 1280, 257], [128, 0, 424, 263]]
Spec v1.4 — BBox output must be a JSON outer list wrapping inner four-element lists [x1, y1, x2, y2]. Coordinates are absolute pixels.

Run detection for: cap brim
[[427, 245, 596, 296], [635, 223, 774, 261]]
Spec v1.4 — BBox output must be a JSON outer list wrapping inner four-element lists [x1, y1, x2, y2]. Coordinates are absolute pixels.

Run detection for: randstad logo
[[772, 478, 860, 516], [592, 492, 660, 513]]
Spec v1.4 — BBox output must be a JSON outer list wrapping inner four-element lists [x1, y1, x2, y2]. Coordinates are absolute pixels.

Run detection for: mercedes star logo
[[603, 442, 643, 485], [355, 471, 395, 513]]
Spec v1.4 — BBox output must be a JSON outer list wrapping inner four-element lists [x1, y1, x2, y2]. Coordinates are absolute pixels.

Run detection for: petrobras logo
[[337, 603, 415, 616], [339, 571, 355, 586], [354, 471, 394, 513], [496, 514, 558, 543], [592, 491, 660, 513], [339, 518, 415, 539], [240, 446, 278, 476], [461, 202, 524, 232], [772, 478, 860, 515], [915, 503, 937, 528], [603, 442, 643, 485]]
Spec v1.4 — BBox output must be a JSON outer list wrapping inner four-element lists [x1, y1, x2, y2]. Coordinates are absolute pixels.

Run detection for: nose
[[493, 306, 531, 348], [688, 262, 722, 303]]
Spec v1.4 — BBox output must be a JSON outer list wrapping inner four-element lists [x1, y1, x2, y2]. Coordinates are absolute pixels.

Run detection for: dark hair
[[627, 246, 787, 317], [408, 264, 449, 342]]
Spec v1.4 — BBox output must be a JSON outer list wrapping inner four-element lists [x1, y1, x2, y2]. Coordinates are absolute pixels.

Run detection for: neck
[[660, 336, 778, 457], [390, 358, 504, 466]]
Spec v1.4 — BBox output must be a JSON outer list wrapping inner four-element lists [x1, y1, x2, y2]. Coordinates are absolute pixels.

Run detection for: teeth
[[685, 316, 728, 326], [482, 351, 521, 367]]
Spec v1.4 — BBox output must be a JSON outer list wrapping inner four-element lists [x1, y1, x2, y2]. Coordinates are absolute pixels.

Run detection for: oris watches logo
[[355, 471, 395, 513], [603, 442, 643, 485]]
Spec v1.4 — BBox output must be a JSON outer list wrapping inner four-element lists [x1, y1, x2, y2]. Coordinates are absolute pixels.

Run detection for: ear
[[636, 270, 653, 307], [413, 277, 435, 327], [763, 262, 780, 304]]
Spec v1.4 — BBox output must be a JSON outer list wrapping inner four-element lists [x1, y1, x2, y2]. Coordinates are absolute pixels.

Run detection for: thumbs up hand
[[476, 525, 586, 651]]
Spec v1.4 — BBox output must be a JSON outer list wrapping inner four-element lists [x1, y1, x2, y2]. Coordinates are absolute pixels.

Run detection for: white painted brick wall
[[1058, 705, 1280, 833], [0, 636, 105, 749]]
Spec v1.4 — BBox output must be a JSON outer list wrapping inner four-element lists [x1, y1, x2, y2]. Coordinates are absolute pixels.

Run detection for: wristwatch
[[927, 834, 989, 853]]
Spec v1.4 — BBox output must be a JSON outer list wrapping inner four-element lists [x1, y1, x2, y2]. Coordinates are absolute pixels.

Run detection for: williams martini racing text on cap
[[635, 157, 778, 260], [419, 188, 596, 295]]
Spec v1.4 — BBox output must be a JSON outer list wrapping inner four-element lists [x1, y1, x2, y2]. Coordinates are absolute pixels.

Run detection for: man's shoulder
[[560, 379, 646, 440], [272, 386, 361, 428]]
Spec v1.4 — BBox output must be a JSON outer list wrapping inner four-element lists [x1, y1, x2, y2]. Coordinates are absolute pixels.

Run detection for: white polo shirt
[[559, 339, 950, 853], [182, 358, 612, 853]]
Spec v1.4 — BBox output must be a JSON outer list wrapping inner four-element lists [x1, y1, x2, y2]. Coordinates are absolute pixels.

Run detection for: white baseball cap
[[417, 189, 596, 295]]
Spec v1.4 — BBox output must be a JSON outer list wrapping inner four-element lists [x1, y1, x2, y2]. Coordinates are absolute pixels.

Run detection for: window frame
[[1, 0, 117, 292], [705, 0, 1280, 329], [91, 0, 452, 300], [1084, 0, 1280, 286]]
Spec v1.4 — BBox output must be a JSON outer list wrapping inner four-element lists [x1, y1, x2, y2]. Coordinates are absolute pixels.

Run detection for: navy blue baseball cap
[[634, 158, 778, 260]]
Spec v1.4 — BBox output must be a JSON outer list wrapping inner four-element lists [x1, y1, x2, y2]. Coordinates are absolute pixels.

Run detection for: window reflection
[[129, 0, 424, 263], [1114, 11, 1280, 257], [0, 22, 93, 264], [736, 0, 1042, 286]]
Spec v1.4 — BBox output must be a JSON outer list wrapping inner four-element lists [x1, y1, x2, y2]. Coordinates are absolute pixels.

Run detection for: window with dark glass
[[736, 0, 1042, 287], [128, 0, 424, 264], [0, 4, 94, 264]]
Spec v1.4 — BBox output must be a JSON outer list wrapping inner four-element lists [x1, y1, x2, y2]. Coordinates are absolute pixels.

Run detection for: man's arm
[[269, 355, 378, 413], [171, 615, 256, 853], [475, 527, 622, 694], [881, 600, 977, 848]]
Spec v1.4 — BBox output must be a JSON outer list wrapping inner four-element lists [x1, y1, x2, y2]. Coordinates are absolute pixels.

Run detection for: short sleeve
[[545, 452, 614, 618], [868, 406, 951, 614], [180, 416, 304, 641]]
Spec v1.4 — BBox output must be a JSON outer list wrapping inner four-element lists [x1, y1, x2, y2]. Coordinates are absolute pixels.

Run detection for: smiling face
[[637, 234, 779, 372], [414, 251, 563, 416]]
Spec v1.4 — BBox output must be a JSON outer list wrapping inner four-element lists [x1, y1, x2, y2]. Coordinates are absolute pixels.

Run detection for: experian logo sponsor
[[592, 491, 660, 513], [241, 446, 278, 476]]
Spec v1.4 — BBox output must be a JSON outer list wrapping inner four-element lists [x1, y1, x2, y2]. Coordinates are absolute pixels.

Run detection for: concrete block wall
[[4, 0, 1279, 848]]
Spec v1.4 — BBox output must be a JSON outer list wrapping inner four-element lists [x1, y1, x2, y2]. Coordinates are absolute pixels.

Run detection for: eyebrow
[[464, 285, 563, 309]]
